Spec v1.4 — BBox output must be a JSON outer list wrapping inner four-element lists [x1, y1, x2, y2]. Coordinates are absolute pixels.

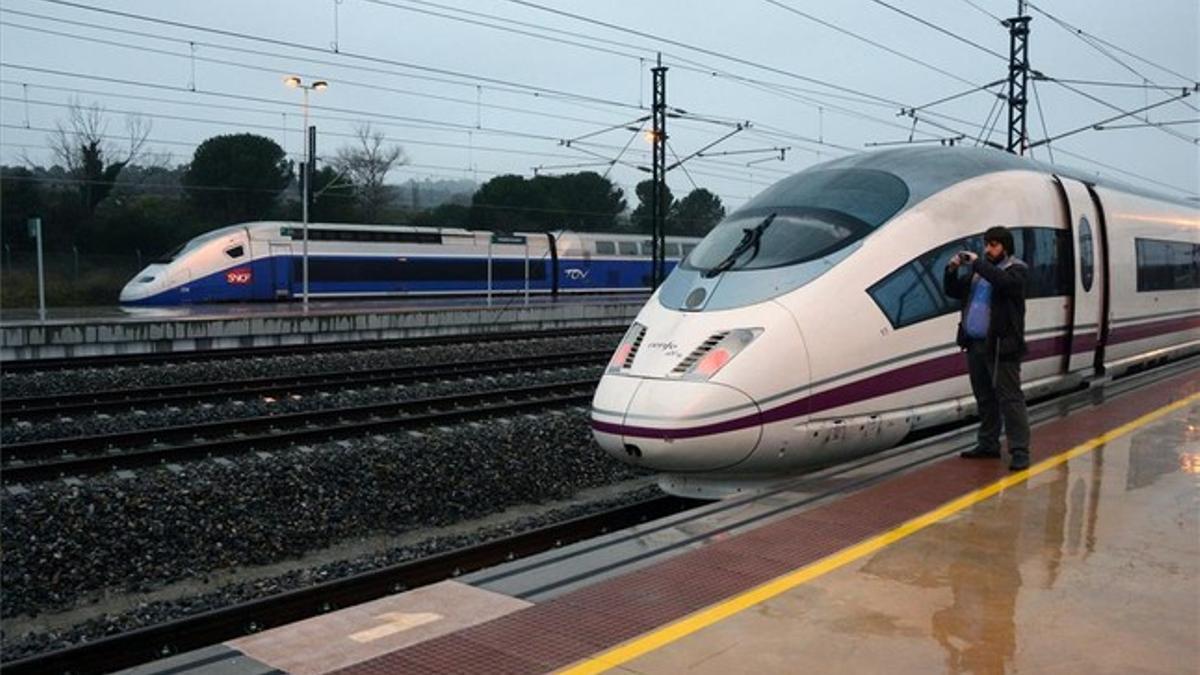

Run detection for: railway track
[[0, 325, 624, 373], [2, 378, 599, 483], [4, 356, 1195, 674], [1, 349, 610, 421], [0, 493, 702, 675]]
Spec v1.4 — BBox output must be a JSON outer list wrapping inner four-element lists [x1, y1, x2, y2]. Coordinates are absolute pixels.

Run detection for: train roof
[[794, 146, 1197, 212]]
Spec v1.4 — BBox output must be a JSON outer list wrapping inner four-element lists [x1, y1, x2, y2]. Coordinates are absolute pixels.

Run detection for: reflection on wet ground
[[623, 400, 1199, 674]]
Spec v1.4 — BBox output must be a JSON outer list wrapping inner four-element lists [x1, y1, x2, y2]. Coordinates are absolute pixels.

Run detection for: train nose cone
[[118, 281, 138, 303], [591, 375, 762, 473]]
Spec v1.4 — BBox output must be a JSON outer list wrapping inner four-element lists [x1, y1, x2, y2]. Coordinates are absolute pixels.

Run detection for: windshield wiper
[[703, 213, 776, 278]]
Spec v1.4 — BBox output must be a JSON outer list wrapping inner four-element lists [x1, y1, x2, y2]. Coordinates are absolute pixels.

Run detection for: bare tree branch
[[333, 123, 408, 221]]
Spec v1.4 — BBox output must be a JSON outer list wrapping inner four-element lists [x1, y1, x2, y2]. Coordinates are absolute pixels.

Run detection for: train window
[[224, 245, 245, 259], [595, 241, 616, 255], [683, 168, 908, 275], [869, 262, 943, 328], [667, 243, 683, 258], [1136, 238, 1200, 292], [1017, 227, 1072, 299], [1078, 217, 1094, 292], [870, 227, 1074, 329], [640, 240, 654, 256], [286, 228, 443, 244], [618, 241, 638, 256], [682, 243, 697, 256]]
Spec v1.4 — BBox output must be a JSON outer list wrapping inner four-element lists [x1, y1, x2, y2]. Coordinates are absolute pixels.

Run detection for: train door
[[1054, 176, 1107, 376], [269, 243, 292, 299]]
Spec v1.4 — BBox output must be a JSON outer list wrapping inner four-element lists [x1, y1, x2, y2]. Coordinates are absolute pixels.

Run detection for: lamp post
[[284, 76, 328, 307]]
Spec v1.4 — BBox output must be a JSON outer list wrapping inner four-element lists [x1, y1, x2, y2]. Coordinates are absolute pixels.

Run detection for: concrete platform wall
[[0, 302, 641, 360]]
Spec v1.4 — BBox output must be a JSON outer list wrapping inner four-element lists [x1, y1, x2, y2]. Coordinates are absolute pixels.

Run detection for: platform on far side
[[0, 294, 644, 360]]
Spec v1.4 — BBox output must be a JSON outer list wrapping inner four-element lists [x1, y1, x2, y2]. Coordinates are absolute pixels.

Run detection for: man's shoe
[[1009, 450, 1031, 471], [960, 447, 1001, 459]]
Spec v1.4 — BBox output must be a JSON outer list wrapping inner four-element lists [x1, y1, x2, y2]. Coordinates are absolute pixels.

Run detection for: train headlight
[[672, 328, 762, 381], [607, 322, 647, 374]]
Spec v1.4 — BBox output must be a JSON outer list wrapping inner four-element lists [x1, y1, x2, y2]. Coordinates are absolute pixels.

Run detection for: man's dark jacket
[[943, 255, 1029, 361]]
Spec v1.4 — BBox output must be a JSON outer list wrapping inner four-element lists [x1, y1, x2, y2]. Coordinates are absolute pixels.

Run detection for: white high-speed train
[[592, 146, 1199, 498]]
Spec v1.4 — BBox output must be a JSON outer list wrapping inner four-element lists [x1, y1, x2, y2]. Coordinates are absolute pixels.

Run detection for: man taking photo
[[943, 226, 1032, 471]]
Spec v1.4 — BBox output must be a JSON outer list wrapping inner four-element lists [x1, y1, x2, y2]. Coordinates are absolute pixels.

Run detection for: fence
[[1, 247, 145, 308]]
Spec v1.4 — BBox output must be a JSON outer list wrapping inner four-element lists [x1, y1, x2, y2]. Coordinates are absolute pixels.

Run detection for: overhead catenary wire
[[1025, 2, 1199, 114], [7, 3, 854, 183], [4, 0, 1005, 168], [863, 0, 1007, 61], [3, 0, 1192, 205], [0, 17, 646, 130], [1026, 2, 1198, 89], [761, 0, 989, 90], [1030, 76, 1054, 163], [1039, 75, 1200, 145], [32, 0, 646, 111]]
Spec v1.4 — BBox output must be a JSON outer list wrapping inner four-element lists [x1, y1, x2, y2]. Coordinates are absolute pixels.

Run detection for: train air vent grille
[[624, 324, 647, 369], [671, 332, 729, 375]]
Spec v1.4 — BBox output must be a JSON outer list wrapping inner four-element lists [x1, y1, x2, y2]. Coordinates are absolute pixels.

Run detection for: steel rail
[[2, 379, 599, 482], [1, 349, 609, 421]]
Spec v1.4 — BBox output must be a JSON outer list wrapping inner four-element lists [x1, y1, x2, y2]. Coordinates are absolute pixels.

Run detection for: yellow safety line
[[559, 390, 1200, 675]]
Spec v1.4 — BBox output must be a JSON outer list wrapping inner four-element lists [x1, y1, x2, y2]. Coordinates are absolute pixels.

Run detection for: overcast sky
[[1, 0, 1196, 212]]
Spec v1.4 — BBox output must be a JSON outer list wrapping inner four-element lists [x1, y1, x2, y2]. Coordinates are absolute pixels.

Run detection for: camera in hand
[[956, 251, 972, 264]]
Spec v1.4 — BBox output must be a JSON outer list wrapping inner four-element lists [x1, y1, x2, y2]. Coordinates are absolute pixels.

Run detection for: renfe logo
[[226, 268, 253, 285]]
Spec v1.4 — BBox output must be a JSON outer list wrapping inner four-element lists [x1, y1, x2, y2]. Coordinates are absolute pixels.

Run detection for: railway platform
[[0, 295, 645, 361], [118, 365, 1198, 675]]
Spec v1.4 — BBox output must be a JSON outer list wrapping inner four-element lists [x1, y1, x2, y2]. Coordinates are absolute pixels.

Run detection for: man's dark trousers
[[966, 340, 1030, 453]]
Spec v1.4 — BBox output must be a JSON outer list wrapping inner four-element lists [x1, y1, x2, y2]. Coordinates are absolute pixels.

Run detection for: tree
[[309, 166, 358, 223], [182, 134, 293, 224], [0, 167, 43, 249], [469, 172, 625, 232], [469, 174, 548, 231], [46, 99, 151, 221], [411, 203, 471, 228], [670, 188, 725, 236], [629, 179, 676, 235], [550, 172, 626, 231], [333, 124, 407, 222]]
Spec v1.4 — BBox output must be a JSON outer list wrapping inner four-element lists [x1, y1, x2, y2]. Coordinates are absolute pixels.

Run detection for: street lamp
[[284, 76, 328, 306]]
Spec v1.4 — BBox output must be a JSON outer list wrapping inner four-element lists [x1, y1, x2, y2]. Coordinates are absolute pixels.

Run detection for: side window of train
[[1016, 227, 1072, 299], [1077, 217, 1095, 292], [225, 245, 244, 259], [618, 241, 638, 256], [1136, 238, 1200, 292], [667, 243, 683, 258], [595, 241, 616, 255], [868, 236, 980, 329]]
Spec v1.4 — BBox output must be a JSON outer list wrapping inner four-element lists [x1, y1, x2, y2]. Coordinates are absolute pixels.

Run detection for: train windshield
[[683, 168, 908, 274], [155, 225, 243, 263]]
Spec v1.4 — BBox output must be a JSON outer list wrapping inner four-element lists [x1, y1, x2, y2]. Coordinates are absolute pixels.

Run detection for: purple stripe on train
[[592, 313, 1199, 440]]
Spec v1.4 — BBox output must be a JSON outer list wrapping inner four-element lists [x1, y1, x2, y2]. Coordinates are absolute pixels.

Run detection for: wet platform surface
[[614, 393, 1199, 674]]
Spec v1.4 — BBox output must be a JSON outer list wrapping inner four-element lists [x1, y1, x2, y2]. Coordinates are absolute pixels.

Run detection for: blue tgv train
[[119, 222, 700, 305]]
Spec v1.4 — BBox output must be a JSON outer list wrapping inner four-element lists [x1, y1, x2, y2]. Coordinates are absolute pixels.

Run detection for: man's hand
[[948, 250, 977, 269]]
